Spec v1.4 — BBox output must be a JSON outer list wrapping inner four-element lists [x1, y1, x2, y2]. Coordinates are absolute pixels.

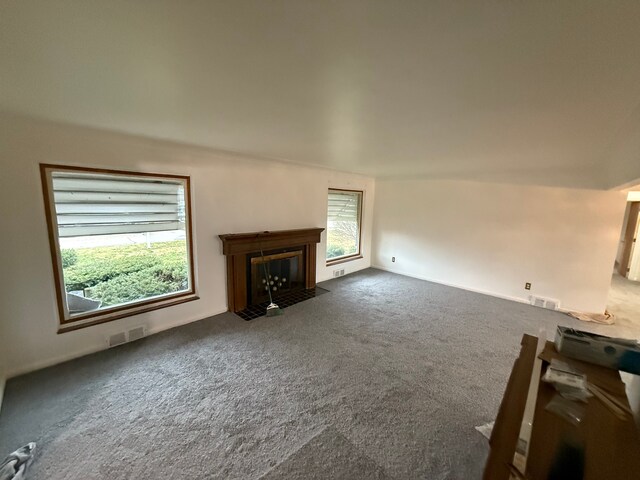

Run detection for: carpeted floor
[[1, 268, 637, 479], [607, 273, 640, 339]]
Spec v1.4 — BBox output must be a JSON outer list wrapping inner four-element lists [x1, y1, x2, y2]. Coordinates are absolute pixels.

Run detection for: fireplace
[[219, 228, 324, 312]]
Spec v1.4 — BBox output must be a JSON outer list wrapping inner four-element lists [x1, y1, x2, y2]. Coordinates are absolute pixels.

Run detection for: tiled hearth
[[234, 286, 329, 321]]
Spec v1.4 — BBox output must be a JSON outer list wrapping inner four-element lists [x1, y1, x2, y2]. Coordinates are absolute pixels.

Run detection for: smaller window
[[326, 189, 363, 264]]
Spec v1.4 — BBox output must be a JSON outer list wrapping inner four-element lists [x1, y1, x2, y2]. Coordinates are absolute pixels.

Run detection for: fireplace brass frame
[[250, 250, 303, 264]]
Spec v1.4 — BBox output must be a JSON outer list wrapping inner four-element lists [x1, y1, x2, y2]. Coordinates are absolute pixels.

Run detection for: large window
[[326, 189, 363, 264], [40, 164, 197, 331]]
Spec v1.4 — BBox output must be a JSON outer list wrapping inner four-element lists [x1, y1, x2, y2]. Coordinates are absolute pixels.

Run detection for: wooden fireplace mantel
[[219, 228, 324, 312]]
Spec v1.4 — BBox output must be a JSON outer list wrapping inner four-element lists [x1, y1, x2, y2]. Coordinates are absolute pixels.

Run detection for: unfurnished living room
[[2, 1, 640, 479]]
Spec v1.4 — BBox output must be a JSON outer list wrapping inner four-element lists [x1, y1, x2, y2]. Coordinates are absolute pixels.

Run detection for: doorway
[[608, 198, 640, 333], [616, 201, 640, 279]]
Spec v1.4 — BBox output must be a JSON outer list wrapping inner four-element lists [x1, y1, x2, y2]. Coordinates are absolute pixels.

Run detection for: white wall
[[0, 114, 374, 378], [372, 179, 626, 313], [605, 107, 640, 189]]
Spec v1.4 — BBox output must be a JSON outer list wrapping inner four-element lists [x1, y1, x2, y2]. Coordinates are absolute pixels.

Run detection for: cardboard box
[[554, 326, 640, 375]]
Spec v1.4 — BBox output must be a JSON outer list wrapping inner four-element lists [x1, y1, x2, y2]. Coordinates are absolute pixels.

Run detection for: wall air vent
[[544, 299, 559, 311], [128, 326, 147, 342], [531, 296, 545, 308], [106, 325, 147, 348], [107, 332, 127, 348], [530, 296, 560, 311]]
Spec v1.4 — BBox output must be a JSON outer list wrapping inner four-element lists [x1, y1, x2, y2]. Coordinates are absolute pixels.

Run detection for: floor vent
[[333, 268, 346, 278], [106, 325, 147, 348], [128, 326, 147, 342], [545, 299, 560, 311], [530, 295, 560, 311], [531, 296, 546, 308], [107, 332, 127, 348]]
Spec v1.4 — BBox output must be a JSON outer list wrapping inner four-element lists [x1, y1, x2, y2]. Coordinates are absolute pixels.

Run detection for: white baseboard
[[146, 308, 228, 337], [7, 344, 109, 380], [317, 262, 370, 283], [6, 308, 229, 379], [371, 264, 560, 309], [0, 370, 5, 415]]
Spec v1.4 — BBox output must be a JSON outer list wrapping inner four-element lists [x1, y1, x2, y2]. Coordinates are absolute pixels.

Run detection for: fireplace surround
[[219, 228, 324, 312]]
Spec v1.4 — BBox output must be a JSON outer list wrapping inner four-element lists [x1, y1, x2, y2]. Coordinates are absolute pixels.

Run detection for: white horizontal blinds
[[327, 190, 361, 222], [51, 171, 185, 237]]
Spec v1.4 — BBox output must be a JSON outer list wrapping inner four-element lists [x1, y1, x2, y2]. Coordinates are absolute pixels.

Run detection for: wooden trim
[[57, 294, 199, 333], [326, 254, 363, 266], [60, 289, 197, 324], [232, 254, 247, 312], [39, 163, 191, 181], [219, 228, 324, 255], [328, 188, 365, 193], [483, 334, 538, 480], [40, 163, 197, 329], [305, 244, 315, 289], [619, 202, 640, 277], [225, 256, 236, 312], [184, 168, 197, 305], [40, 164, 68, 322], [327, 188, 364, 265]]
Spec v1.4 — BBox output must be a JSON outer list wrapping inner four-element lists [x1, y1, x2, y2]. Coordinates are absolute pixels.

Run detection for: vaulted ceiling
[[2, 1, 640, 189]]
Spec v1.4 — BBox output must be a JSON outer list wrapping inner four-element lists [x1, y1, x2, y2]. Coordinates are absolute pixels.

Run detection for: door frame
[[618, 202, 640, 277]]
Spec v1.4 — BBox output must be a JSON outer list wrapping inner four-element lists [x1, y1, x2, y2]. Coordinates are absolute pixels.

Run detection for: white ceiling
[[2, 1, 640, 188]]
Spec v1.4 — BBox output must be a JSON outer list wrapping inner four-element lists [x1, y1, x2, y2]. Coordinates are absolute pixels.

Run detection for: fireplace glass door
[[250, 249, 304, 304]]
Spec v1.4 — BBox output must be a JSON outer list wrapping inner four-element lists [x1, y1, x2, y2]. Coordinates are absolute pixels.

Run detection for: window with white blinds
[[326, 189, 363, 263], [41, 165, 197, 331], [51, 172, 185, 237]]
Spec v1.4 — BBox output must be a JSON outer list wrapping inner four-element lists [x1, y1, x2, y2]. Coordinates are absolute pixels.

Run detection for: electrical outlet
[[392, 257, 396, 262], [525, 282, 532, 290]]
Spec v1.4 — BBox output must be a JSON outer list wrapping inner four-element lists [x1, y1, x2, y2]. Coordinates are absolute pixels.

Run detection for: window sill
[[326, 254, 363, 267], [58, 293, 199, 333]]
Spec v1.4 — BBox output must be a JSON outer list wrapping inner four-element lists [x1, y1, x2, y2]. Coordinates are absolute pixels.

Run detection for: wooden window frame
[[40, 164, 198, 333], [326, 188, 364, 266]]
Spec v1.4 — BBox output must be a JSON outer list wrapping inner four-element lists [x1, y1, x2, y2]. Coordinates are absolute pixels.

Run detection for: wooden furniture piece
[[484, 334, 640, 479], [219, 228, 324, 312]]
